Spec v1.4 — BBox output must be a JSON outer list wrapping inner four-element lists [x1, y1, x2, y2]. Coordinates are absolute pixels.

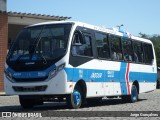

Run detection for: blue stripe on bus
[[64, 68, 157, 83], [130, 72, 157, 82]]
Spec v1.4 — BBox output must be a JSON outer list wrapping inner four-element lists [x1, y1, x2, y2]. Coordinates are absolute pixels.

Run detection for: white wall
[[8, 16, 55, 25]]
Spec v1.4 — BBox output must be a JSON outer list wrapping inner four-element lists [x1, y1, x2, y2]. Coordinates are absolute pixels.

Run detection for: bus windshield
[[7, 24, 72, 71]]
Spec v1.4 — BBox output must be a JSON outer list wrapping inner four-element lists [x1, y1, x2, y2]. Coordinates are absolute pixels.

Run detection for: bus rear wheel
[[66, 86, 82, 109], [130, 85, 138, 103], [122, 85, 138, 103]]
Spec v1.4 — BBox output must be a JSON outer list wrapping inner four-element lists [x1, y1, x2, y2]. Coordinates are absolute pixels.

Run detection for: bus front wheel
[[66, 86, 82, 109]]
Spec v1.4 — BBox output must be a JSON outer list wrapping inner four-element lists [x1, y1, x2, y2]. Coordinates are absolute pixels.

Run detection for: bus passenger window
[[71, 32, 83, 55], [95, 32, 110, 59], [133, 41, 143, 63], [143, 43, 154, 64], [83, 35, 93, 57], [110, 36, 122, 61], [71, 32, 93, 57], [122, 38, 133, 62]]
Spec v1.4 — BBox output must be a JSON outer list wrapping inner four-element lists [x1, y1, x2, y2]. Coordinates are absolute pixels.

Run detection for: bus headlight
[[48, 63, 65, 79], [57, 63, 65, 72], [4, 68, 13, 82], [48, 68, 57, 79]]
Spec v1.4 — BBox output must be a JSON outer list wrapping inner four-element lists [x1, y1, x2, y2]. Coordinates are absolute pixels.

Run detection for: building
[[0, 0, 71, 91]]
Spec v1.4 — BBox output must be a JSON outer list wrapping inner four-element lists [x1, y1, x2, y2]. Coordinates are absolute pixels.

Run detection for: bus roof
[[28, 21, 152, 44]]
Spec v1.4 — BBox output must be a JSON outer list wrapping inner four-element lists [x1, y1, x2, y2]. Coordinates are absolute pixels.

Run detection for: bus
[[4, 21, 157, 109]]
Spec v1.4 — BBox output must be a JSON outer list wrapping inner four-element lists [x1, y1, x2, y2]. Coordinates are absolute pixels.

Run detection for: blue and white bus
[[4, 21, 157, 109]]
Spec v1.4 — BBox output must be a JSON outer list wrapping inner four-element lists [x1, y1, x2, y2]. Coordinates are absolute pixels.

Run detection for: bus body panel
[[139, 82, 156, 93]]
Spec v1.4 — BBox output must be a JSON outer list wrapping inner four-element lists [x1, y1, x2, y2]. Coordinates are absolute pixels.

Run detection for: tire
[[122, 85, 138, 103], [19, 96, 35, 109], [130, 85, 138, 103], [66, 85, 82, 109], [157, 80, 160, 89]]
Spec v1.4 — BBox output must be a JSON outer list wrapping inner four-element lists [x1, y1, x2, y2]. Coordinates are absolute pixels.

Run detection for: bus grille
[[13, 77, 48, 82], [12, 85, 47, 92]]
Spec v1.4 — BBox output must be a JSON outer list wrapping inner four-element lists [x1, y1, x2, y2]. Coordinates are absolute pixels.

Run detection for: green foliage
[[139, 33, 160, 67]]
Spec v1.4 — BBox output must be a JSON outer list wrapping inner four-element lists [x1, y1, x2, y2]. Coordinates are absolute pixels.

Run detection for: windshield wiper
[[30, 26, 45, 56], [15, 55, 23, 63], [39, 52, 47, 64]]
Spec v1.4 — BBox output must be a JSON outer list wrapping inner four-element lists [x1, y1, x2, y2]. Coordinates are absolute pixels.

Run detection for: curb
[[0, 92, 6, 96]]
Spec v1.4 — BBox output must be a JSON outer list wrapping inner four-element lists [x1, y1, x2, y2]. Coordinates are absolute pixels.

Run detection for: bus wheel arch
[[75, 80, 87, 104], [66, 79, 87, 109]]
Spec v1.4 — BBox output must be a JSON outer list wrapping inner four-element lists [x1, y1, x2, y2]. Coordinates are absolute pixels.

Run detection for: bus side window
[[110, 35, 122, 61], [71, 31, 93, 57], [83, 35, 93, 57], [95, 32, 110, 59], [122, 38, 133, 62], [143, 43, 154, 64], [133, 41, 143, 63], [71, 32, 83, 56]]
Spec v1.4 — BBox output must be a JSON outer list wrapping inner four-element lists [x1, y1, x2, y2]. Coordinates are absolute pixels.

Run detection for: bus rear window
[[143, 43, 154, 64]]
